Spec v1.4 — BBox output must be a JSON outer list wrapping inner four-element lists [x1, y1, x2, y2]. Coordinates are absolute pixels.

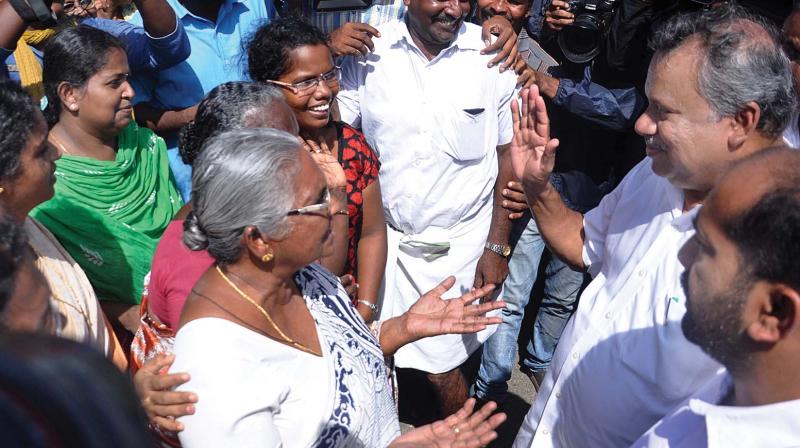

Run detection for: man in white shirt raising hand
[[508, 4, 797, 447]]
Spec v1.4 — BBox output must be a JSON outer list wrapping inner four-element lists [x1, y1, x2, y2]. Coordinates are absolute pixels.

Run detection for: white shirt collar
[[689, 373, 800, 448], [388, 19, 483, 57]]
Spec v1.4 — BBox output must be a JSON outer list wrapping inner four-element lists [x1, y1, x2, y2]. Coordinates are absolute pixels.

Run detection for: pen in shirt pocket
[[665, 294, 681, 324]]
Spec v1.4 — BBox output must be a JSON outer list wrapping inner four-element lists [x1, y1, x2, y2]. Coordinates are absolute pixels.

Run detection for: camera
[[557, 0, 617, 63]]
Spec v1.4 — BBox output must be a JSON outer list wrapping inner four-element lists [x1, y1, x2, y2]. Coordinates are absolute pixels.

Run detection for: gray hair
[[649, 4, 796, 138], [184, 128, 301, 264]]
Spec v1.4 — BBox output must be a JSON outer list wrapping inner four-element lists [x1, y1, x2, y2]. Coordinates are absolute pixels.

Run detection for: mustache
[[481, 10, 513, 22], [433, 11, 463, 21]]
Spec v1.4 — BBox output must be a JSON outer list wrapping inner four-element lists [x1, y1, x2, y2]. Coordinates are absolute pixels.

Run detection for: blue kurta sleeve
[[81, 17, 190, 72], [552, 66, 647, 132]]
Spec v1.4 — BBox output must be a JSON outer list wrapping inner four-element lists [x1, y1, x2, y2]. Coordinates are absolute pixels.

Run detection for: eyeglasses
[[286, 188, 331, 216], [267, 67, 341, 96]]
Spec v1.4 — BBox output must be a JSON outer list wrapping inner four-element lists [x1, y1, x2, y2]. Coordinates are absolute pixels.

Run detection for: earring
[[0, 187, 4, 194], [261, 253, 274, 263], [68, 103, 77, 112]]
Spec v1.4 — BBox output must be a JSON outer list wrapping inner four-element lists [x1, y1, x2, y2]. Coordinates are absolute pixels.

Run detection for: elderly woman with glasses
[[172, 128, 507, 447], [248, 16, 387, 324]]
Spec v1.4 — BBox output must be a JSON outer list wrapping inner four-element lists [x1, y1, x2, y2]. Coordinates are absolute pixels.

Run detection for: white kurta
[[514, 158, 723, 448], [632, 371, 800, 448], [174, 265, 400, 448], [338, 20, 516, 373]]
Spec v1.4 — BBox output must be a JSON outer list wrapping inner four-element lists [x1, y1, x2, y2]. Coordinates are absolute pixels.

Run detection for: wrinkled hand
[[502, 180, 528, 220], [391, 399, 507, 447], [133, 354, 197, 433], [515, 58, 536, 89], [405, 277, 504, 339], [509, 87, 559, 196], [545, 0, 575, 31], [329, 22, 381, 57], [473, 251, 509, 292], [301, 136, 347, 192], [481, 15, 518, 71]]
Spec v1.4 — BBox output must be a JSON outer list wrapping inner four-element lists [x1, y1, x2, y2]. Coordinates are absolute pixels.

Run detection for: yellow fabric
[[13, 28, 56, 102]]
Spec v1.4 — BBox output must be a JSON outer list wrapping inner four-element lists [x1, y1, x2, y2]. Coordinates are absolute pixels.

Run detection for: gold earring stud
[[261, 253, 274, 263]]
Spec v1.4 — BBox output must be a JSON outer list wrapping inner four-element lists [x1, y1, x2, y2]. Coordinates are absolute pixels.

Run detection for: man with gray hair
[[510, 4, 796, 447]]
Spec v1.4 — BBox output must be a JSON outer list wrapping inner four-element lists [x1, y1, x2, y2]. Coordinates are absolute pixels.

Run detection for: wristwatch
[[485, 241, 512, 258]]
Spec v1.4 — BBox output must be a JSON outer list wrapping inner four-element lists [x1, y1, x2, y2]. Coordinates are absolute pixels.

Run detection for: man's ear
[[727, 101, 761, 150], [746, 282, 800, 344]]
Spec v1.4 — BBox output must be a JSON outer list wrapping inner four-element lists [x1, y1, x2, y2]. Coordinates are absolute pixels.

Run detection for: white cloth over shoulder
[[632, 371, 800, 448], [514, 158, 723, 448], [174, 264, 399, 448], [338, 20, 516, 373]]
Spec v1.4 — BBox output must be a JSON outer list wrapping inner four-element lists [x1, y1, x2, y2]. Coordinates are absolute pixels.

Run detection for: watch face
[[502, 246, 512, 257]]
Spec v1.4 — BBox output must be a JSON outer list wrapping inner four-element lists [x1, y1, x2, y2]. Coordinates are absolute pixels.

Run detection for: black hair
[[178, 82, 287, 165], [42, 26, 126, 128], [0, 80, 40, 182], [725, 188, 800, 293], [0, 212, 29, 315], [247, 15, 329, 83], [0, 333, 154, 447]]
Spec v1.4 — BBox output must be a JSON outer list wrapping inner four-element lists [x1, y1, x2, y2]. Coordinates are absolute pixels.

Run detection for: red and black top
[[334, 121, 381, 280]]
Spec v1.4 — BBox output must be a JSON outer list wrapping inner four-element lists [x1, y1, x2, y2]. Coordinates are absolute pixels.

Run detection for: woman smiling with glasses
[[248, 16, 387, 324]]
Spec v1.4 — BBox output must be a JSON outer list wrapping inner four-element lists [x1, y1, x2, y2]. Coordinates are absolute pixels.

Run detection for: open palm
[[509, 87, 560, 195], [405, 277, 505, 339]]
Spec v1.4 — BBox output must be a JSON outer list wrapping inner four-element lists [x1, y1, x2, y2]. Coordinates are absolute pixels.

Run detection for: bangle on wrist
[[334, 209, 349, 216], [357, 300, 378, 314]]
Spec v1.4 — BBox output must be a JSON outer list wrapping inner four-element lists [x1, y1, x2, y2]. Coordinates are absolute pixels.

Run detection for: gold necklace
[[48, 133, 74, 155], [215, 265, 321, 357]]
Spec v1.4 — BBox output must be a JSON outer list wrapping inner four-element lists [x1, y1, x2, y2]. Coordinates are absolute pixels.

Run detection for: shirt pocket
[[435, 103, 490, 162]]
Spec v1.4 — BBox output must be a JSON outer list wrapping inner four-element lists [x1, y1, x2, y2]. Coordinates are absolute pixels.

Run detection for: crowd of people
[[0, 0, 798, 446]]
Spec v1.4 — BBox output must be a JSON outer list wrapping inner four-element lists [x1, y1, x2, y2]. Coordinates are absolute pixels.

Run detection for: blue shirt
[[128, 0, 276, 112], [2, 17, 189, 80]]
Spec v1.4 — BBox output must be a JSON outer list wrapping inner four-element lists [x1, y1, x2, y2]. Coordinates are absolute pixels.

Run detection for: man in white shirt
[[633, 147, 800, 448], [337, 0, 518, 417], [507, 4, 797, 447]]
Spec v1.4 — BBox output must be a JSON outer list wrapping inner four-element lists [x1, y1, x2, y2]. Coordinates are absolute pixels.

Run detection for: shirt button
[[572, 352, 579, 360], [542, 429, 550, 436], [555, 392, 562, 399], [638, 270, 645, 277], [405, 193, 412, 198], [604, 312, 612, 319]]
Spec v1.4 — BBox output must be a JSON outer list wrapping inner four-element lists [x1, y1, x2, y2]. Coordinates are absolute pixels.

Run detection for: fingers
[[532, 87, 550, 139], [149, 371, 192, 391], [510, 96, 521, 135], [501, 186, 528, 207], [149, 390, 198, 407], [138, 353, 175, 375], [350, 22, 381, 38], [508, 211, 525, 220], [460, 283, 496, 305], [487, 27, 518, 70], [427, 276, 456, 298], [152, 416, 185, 433], [507, 180, 525, 193], [516, 67, 536, 89]]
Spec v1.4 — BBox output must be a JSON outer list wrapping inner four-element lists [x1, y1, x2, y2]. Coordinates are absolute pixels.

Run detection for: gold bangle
[[334, 209, 349, 216]]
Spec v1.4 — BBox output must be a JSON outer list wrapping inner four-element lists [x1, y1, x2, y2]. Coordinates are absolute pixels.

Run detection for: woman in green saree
[[32, 26, 181, 332]]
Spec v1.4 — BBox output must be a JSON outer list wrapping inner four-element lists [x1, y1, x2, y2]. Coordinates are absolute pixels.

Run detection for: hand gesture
[[502, 180, 528, 220], [545, 0, 576, 31], [132, 354, 197, 432], [481, 15, 519, 71], [405, 277, 505, 339], [391, 398, 507, 447], [301, 136, 347, 192], [329, 22, 381, 57], [509, 87, 559, 196]]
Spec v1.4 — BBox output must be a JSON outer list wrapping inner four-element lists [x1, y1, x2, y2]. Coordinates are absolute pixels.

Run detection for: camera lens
[[558, 13, 602, 63]]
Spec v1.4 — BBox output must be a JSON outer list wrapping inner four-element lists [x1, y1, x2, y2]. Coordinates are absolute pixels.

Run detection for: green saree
[[31, 122, 182, 304]]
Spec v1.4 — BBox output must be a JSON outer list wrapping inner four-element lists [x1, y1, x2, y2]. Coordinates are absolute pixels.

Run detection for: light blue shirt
[[128, 0, 276, 200]]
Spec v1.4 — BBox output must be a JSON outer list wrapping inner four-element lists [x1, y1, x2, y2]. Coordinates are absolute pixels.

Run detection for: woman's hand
[[133, 354, 197, 433], [481, 15, 518, 71], [405, 277, 505, 340], [390, 398, 507, 447], [301, 136, 347, 193]]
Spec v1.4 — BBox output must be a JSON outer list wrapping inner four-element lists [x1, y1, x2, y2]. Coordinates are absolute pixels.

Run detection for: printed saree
[[31, 121, 182, 304]]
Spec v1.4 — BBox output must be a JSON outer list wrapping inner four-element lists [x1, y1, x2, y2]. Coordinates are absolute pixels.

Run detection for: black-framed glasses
[[286, 188, 331, 216], [267, 67, 341, 96]]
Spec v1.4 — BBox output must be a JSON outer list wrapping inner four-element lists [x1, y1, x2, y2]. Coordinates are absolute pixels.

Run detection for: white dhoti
[[379, 205, 501, 374]]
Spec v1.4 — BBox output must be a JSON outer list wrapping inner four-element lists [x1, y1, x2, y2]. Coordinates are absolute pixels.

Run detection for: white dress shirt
[[632, 371, 800, 448], [514, 158, 723, 448], [338, 20, 517, 372]]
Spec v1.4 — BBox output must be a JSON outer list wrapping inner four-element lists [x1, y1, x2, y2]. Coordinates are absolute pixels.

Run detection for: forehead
[[645, 40, 704, 105], [95, 47, 129, 74]]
